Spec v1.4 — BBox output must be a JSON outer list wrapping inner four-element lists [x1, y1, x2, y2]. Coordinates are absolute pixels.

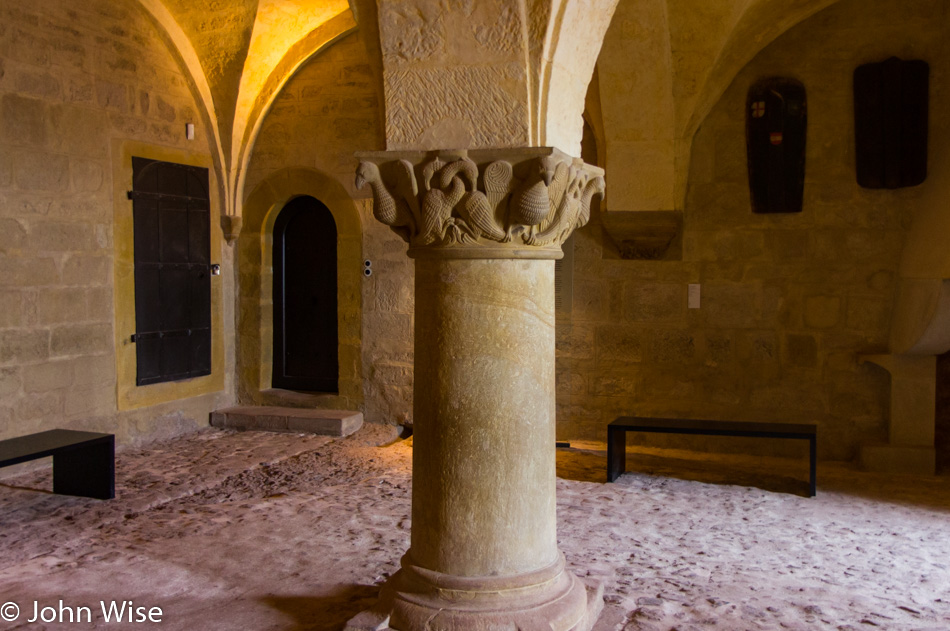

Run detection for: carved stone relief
[[355, 148, 604, 257], [385, 65, 530, 150], [378, 2, 445, 63]]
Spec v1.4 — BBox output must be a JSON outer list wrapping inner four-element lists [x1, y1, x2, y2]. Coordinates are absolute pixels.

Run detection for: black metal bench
[[607, 417, 817, 496], [0, 430, 115, 499]]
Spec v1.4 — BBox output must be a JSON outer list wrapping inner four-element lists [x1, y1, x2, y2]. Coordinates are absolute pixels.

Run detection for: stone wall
[[359, 198, 414, 426], [241, 31, 414, 425], [558, 0, 949, 460], [0, 0, 232, 448]]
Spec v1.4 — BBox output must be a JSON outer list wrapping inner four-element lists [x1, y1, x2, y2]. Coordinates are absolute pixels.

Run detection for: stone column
[[349, 148, 604, 631]]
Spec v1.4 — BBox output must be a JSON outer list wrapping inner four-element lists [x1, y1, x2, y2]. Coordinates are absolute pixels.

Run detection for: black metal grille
[[131, 157, 211, 386]]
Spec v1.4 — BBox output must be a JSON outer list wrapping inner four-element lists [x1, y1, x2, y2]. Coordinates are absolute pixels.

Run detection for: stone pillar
[[348, 148, 604, 631]]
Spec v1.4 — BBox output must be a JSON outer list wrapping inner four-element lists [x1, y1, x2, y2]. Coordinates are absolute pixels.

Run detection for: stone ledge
[[601, 209, 682, 260], [210, 406, 363, 437]]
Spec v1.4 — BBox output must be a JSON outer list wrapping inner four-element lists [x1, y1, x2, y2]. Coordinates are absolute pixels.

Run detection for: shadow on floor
[[555, 448, 810, 496], [555, 445, 950, 509], [261, 584, 379, 631]]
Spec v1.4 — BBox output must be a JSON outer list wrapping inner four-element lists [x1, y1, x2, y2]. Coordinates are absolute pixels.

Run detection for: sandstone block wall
[[359, 199, 414, 425], [0, 0, 232, 448], [557, 0, 949, 460]]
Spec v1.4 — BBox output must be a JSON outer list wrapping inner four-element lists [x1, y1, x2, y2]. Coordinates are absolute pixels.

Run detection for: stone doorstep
[[210, 406, 363, 437]]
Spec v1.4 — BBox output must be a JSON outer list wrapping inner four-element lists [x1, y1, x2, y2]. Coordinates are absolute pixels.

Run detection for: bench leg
[[607, 427, 626, 482], [53, 439, 115, 500], [808, 436, 817, 497]]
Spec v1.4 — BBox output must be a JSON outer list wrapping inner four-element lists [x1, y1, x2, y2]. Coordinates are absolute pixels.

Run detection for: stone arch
[[583, 68, 607, 170], [134, 0, 358, 227], [595, 0, 845, 213], [134, 0, 230, 215], [684, 0, 843, 140], [537, 0, 619, 155], [231, 12, 357, 222], [237, 167, 363, 411]]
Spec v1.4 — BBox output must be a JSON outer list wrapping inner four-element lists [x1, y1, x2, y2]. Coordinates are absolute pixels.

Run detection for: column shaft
[[412, 258, 557, 577]]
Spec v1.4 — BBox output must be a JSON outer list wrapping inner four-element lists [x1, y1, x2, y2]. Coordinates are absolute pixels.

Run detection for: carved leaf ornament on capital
[[355, 150, 604, 257]]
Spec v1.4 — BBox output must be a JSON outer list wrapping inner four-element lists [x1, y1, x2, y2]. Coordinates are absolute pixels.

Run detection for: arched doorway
[[272, 195, 338, 393]]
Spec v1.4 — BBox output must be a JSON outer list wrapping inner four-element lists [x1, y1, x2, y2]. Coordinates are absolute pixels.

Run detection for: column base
[[346, 553, 603, 631]]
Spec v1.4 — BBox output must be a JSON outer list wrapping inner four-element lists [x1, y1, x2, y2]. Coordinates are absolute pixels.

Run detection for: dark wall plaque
[[746, 77, 807, 214]]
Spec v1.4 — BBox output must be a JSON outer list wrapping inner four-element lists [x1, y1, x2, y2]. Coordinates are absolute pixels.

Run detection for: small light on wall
[[364, 259, 372, 277], [186, 123, 195, 140], [210, 263, 221, 276]]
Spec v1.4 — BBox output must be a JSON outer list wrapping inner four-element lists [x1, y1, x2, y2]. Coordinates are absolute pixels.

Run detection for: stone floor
[[0, 424, 948, 630]]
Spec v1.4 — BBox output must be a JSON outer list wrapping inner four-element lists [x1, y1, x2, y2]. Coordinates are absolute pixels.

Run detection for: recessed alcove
[[237, 168, 363, 412]]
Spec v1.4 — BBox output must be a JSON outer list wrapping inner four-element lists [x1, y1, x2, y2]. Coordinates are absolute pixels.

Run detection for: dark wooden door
[[273, 196, 338, 392]]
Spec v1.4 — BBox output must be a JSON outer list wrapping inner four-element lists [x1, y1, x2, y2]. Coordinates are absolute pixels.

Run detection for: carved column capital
[[355, 147, 604, 260]]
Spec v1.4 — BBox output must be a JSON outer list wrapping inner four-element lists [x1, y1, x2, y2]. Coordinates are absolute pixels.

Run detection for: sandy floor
[[0, 424, 948, 630]]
